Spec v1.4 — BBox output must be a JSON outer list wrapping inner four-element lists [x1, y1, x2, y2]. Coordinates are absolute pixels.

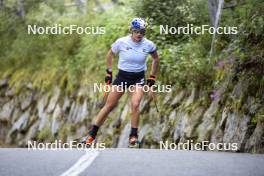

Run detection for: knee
[[131, 101, 140, 112]]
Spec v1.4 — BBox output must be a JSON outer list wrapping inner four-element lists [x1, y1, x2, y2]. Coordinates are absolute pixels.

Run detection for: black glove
[[105, 68, 112, 84], [146, 75, 156, 87]]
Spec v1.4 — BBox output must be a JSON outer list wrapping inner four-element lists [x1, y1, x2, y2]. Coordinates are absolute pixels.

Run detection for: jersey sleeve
[[148, 41, 157, 54], [111, 38, 121, 54]]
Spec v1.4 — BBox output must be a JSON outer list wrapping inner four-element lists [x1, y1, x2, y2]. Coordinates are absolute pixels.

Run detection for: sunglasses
[[132, 29, 146, 35]]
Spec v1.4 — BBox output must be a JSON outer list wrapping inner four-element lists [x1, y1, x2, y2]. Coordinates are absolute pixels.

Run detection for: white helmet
[[130, 18, 147, 31]]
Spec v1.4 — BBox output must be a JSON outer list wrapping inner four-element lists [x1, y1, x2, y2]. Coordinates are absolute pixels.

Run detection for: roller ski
[[80, 135, 96, 147], [79, 125, 99, 148], [128, 135, 141, 148]]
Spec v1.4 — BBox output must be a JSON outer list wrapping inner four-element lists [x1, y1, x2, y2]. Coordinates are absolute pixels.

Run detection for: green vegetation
[[37, 127, 54, 142], [0, 0, 263, 102]]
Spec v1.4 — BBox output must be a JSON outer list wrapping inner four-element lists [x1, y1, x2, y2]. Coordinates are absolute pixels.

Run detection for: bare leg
[[129, 85, 144, 128], [94, 87, 124, 126]]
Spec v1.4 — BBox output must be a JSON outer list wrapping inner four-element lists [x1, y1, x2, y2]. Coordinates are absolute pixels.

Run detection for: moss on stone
[[37, 127, 54, 142]]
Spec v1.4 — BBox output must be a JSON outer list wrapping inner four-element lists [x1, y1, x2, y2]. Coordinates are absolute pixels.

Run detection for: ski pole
[[101, 80, 111, 106], [151, 92, 159, 113]]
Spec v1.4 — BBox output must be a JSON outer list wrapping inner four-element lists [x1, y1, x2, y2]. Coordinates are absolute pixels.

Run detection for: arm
[[146, 50, 159, 88], [150, 51, 159, 76], [105, 49, 115, 84], [147, 51, 159, 100], [106, 49, 114, 70]]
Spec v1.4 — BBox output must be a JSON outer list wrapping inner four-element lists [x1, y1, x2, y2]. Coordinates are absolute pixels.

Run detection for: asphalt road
[[0, 148, 263, 176]]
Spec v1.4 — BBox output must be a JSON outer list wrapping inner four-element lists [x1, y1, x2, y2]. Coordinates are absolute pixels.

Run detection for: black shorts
[[112, 69, 145, 89]]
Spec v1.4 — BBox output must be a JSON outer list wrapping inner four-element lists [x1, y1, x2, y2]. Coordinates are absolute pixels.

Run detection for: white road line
[[60, 150, 99, 176]]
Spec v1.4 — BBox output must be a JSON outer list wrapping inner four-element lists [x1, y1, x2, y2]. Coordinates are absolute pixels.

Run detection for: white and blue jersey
[[111, 35, 156, 73]]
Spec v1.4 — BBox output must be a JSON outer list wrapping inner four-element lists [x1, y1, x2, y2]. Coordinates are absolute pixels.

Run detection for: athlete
[[81, 18, 159, 148]]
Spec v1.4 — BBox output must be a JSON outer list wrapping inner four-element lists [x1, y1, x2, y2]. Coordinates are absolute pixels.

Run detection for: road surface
[[0, 148, 263, 176]]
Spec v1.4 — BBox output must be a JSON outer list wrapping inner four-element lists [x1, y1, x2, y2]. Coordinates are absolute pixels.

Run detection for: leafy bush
[[0, 0, 263, 94], [0, 1, 133, 93], [159, 35, 214, 87], [134, 0, 209, 45]]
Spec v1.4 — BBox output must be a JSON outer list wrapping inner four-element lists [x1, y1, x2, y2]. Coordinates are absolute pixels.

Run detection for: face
[[131, 29, 145, 42]]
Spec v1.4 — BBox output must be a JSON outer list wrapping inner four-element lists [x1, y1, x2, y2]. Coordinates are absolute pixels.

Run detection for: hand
[[146, 75, 156, 87], [105, 69, 112, 84]]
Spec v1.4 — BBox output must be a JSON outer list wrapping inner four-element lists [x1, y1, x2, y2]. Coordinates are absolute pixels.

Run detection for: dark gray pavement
[[0, 148, 263, 176]]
